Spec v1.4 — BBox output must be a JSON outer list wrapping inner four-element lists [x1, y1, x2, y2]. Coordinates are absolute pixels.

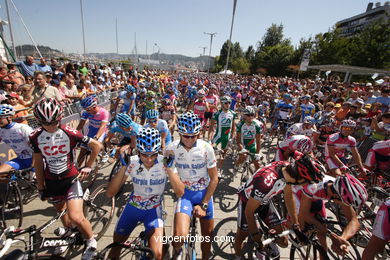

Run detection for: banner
[[299, 48, 311, 71]]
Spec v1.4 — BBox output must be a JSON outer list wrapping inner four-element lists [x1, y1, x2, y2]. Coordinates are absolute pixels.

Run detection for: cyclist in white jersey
[[106, 128, 183, 260], [166, 112, 218, 260], [0, 104, 33, 201]]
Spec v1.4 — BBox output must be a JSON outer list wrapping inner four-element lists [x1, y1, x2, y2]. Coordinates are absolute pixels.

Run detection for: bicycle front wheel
[[1, 182, 23, 229], [84, 184, 115, 240]]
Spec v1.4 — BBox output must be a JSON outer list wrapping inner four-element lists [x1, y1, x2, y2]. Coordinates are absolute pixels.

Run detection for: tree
[[254, 44, 294, 76], [245, 45, 255, 62], [258, 23, 290, 51]]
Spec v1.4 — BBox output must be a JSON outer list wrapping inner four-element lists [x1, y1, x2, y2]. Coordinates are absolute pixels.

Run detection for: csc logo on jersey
[[43, 145, 69, 156]]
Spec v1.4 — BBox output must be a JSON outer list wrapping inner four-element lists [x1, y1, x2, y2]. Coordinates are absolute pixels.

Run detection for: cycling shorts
[[119, 136, 132, 146], [175, 188, 214, 220], [5, 157, 32, 170], [243, 145, 257, 155], [372, 202, 390, 241], [237, 200, 283, 232], [204, 112, 213, 120], [81, 131, 106, 149], [212, 135, 229, 150], [45, 178, 84, 204], [115, 203, 163, 236]]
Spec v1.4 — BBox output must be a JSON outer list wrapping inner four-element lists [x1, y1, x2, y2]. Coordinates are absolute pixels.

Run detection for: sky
[[0, 0, 380, 57]]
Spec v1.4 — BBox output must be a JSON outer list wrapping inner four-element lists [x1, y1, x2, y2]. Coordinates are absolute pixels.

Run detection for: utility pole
[[204, 32, 216, 73], [115, 18, 118, 54], [5, 0, 16, 59], [199, 46, 207, 56], [224, 0, 238, 74], [80, 0, 86, 59]]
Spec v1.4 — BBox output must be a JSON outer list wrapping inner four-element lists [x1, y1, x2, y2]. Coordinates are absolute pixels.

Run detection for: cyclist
[[257, 101, 270, 125], [325, 119, 367, 176], [270, 93, 294, 137], [210, 96, 237, 172], [235, 106, 263, 171], [144, 109, 172, 150], [362, 198, 390, 260], [299, 95, 315, 122], [188, 90, 209, 136], [76, 95, 109, 164], [166, 112, 218, 260], [275, 135, 314, 162], [159, 98, 177, 136], [106, 128, 183, 260], [364, 128, 390, 171], [0, 104, 33, 202], [112, 85, 136, 120], [204, 85, 219, 141], [297, 173, 367, 257], [313, 117, 337, 146], [285, 116, 317, 138], [103, 113, 141, 162], [230, 86, 242, 111], [29, 98, 102, 259], [234, 155, 326, 260]]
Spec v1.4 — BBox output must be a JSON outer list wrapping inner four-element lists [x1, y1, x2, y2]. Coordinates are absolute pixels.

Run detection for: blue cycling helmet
[[145, 109, 159, 119], [0, 104, 15, 117], [125, 85, 136, 93], [283, 93, 292, 100], [137, 127, 161, 153], [177, 112, 201, 135], [81, 96, 97, 109], [116, 113, 132, 128], [303, 116, 316, 125]]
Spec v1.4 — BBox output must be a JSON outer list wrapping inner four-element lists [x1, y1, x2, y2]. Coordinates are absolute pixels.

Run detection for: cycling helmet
[[139, 88, 147, 94], [166, 86, 173, 92], [303, 116, 316, 125], [197, 90, 205, 98], [33, 97, 63, 123], [323, 117, 336, 127], [209, 84, 217, 90], [220, 96, 232, 104], [303, 95, 311, 100], [162, 98, 172, 105], [116, 113, 132, 128], [177, 112, 201, 135], [0, 104, 15, 117], [147, 91, 156, 98], [136, 127, 161, 153], [340, 119, 357, 128], [283, 93, 292, 100], [243, 106, 256, 115], [145, 109, 159, 119], [81, 96, 97, 109], [333, 173, 368, 209], [289, 154, 326, 183], [262, 101, 270, 107], [125, 85, 136, 93], [296, 137, 314, 153]]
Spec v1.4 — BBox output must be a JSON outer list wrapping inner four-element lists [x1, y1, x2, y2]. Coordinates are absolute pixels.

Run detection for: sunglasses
[[148, 119, 158, 123], [222, 102, 231, 105], [85, 106, 96, 112], [181, 134, 197, 139], [41, 120, 59, 126], [342, 127, 354, 131], [244, 114, 255, 117], [139, 152, 158, 158]]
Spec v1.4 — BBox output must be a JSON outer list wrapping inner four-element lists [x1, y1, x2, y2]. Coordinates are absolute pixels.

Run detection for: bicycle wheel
[[77, 151, 98, 189], [211, 217, 237, 259], [1, 182, 23, 229], [84, 184, 115, 240], [290, 240, 330, 260], [109, 159, 126, 195], [327, 223, 361, 260]]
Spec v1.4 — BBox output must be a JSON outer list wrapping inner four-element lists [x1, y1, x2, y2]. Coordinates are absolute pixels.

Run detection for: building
[[336, 2, 390, 37]]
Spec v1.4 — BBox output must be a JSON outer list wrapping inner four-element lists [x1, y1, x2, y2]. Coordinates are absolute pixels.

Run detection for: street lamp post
[[204, 32, 217, 73], [224, 0, 238, 74]]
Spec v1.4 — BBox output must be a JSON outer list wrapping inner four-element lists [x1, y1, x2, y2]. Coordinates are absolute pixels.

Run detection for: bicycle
[[0, 167, 35, 230], [92, 234, 156, 260], [183, 211, 198, 260], [0, 183, 114, 259]]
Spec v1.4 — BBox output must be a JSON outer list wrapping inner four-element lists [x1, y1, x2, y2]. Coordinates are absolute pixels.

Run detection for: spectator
[[367, 102, 382, 118], [335, 101, 351, 124], [38, 58, 52, 74], [18, 84, 34, 107], [63, 78, 79, 101], [14, 56, 40, 77], [347, 91, 364, 105], [79, 62, 89, 76], [31, 71, 63, 102], [1, 80, 15, 93], [364, 89, 377, 104], [375, 88, 390, 112], [6, 92, 28, 124]]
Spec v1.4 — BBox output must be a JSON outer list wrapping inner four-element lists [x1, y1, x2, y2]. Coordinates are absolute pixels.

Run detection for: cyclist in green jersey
[[235, 106, 263, 171], [210, 96, 237, 170]]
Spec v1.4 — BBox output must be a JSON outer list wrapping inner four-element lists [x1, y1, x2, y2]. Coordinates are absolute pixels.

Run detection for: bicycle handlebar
[[262, 230, 293, 246]]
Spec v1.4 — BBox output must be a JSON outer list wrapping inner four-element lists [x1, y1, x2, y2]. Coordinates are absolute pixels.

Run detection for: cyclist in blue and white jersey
[[113, 85, 137, 120], [166, 112, 218, 260], [300, 95, 316, 122], [106, 128, 184, 260], [144, 109, 172, 150], [103, 113, 141, 161], [286, 116, 317, 139], [230, 86, 242, 111], [270, 93, 294, 136], [0, 104, 33, 201]]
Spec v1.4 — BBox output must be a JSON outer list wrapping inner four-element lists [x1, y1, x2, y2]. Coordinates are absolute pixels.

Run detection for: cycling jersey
[[325, 133, 357, 158], [0, 122, 33, 159], [372, 198, 390, 241], [212, 109, 236, 149], [318, 127, 336, 143], [286, 123, 316, 138], [238, 161, 289, 204], [193, 100, 207, 119], [365, 140, 390, 171], [118, 91, 136, 113], [109, 121, 141, 139], [205, 94, 219, 113], [166, 139, 216, 191], [125, 154, 167, 210], [276, 135, 311, 161], [144, 119, 172, 146], [230, 92, 242, 110], [159, 106, 175, 122], [29, 125, 90, 180], [80, 106, 109, 138], [300, 103, 315, 121], [276, 101, 293, 120], [236, 119, 263, 153]]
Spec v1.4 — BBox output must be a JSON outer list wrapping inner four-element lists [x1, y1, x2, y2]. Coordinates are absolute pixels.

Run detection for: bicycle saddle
[[2, 249, 25, 260]]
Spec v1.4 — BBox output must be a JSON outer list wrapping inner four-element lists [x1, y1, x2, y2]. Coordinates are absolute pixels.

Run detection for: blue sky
[[0, 0, 377, 57]]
